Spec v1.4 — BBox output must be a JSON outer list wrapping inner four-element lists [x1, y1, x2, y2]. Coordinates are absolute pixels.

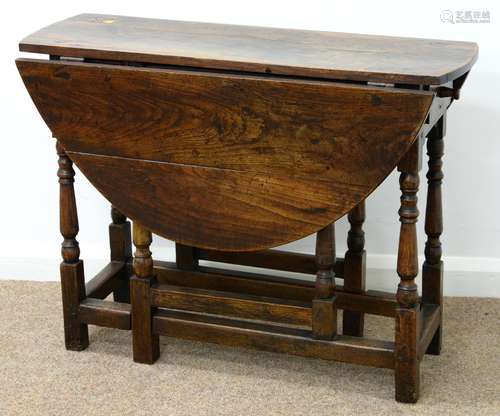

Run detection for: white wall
[[1, 0, 499, 296]]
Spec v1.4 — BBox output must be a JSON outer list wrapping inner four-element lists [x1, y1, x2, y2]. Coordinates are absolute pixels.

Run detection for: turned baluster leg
[[343, 201, 366, 336], [57, 141, 89, 351], [395, 139, 421, 403], [423, 115, 445, 355], [110, 206, 132, 303], [131, 222, 160, 363], [312, 224, 337, 340]]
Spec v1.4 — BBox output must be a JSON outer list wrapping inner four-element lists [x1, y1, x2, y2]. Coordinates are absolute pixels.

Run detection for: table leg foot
[[57, 141, 89, 351], [61, 261, 89, 351], [395, 306, 420, 403]]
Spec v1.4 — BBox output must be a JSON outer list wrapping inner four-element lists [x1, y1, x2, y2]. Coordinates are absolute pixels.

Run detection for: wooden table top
[[20, 13, 478, 85]]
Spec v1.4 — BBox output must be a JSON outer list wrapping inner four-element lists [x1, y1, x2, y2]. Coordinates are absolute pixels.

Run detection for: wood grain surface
[[19, 13, 478, 85], [17, 58, 433, 250]]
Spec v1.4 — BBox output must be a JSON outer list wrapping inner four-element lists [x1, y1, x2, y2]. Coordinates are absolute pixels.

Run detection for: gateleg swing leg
[[343, 201, 366, 336], [422, 115, 445, 355], [56, 141, 89, 351], [312, 223, 337, 340], [395, 139, 422, 403]]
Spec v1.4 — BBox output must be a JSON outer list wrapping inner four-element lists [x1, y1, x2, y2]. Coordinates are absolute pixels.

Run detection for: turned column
[[131, 222, 160, 363], [343, 201, 366, 336], [57, 141, 89, 351], [395, 138, 421, 403], [312, 224, 337, 340], [423, 115, 445, 355], [110, 206, 132, 302]]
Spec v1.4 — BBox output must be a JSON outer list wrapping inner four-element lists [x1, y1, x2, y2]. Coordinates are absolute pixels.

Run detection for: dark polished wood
[[150, 260, 398, 317], [312, 225, 337, 340], [175, 243, 198, 271], [20, 14, 477, 85], [395, 306, 420, 403], [395, 139, 422, 403], [57, 141, 89, 351], [18, 16, 478, 404], [153, 309, 395, 369], [343, 201, 366, 336], [79, 298, 131, 330], [417, 304, 441, 360], [131, 222, 159, 364], [423, 115, 445, 355], [85, 260, 126, 299], [151, 284, 312, 326], [109, 206, 132, 302], [197, 248, 325, 275], [17, 58, 433, 250]]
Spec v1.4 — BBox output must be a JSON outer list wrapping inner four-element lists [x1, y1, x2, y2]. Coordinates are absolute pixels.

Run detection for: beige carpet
[[0, 281, 498, 416]]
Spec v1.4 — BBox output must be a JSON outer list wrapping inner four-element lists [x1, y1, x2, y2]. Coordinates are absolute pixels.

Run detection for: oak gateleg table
[[17, 14, 478, 402]]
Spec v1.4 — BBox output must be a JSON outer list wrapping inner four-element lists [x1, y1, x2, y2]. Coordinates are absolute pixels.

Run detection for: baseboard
[[0, 245, 498, 298]]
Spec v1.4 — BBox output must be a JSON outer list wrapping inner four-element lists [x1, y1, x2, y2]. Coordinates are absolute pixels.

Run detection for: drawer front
[[17, 58, 433, 251]]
